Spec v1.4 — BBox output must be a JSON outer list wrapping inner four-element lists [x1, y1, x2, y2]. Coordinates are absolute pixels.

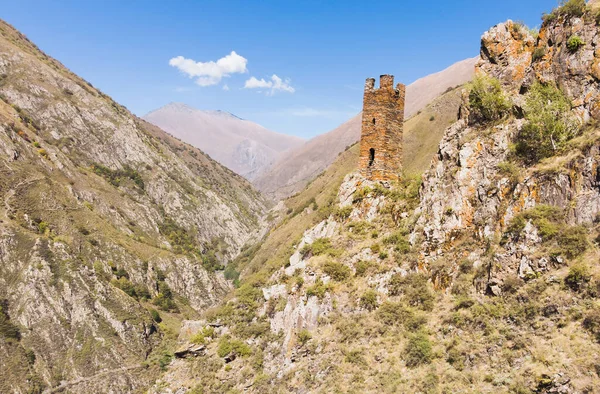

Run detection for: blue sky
[[3, 0, 557, 139]]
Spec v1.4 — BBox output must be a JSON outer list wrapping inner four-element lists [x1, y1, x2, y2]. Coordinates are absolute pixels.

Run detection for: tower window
[[369, 148, 375, 167], [372, 118, 376, 125]]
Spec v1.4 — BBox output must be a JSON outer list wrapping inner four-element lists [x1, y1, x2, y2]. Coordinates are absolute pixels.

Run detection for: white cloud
[[169, 51, 248, 87], [244, 74, 295, 95], [222, 84, 230, 91]]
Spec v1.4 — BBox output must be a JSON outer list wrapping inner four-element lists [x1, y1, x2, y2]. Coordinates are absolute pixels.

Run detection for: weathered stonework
[[359, 75, 405, 181]]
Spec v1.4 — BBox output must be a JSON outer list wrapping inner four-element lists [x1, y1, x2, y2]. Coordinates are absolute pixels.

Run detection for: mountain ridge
[[0, 18, 268, 393], [143, 102, 304, 181]]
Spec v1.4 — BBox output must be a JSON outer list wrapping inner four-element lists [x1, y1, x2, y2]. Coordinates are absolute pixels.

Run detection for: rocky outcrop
[[414, 13, 600, 292]]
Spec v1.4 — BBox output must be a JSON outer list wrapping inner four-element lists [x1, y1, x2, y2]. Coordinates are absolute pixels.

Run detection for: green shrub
[[0, 300, 20, 340], [344, 349, 366, 365], [354, 260, 372, 276], [333, 206, 353, 221], [377, 302, 427, 331], [565, 263, 591, 291], [157, 352, 173, 371], [322, 261, 351, 281], [360, 290, 379, 311], [383, 230, 411, 253], [583, 308, 600, 342], [152, 280, 179, 312], [111, 277, 139, 299], [190, 331, 206, 345], [149, 308, 162, 323], [388, 273, 434, 311], [515, 82, 580, 163], [235, 284, 264, 310], [306, 278, 332, 299], [543, 0, 586, 22], [468, 75, 512, 123], [217, 336, 252, 358], [403, 331, 433, 367], [224, 265, 240, 282], [567, 35, 585, 51], [91, 163, 144, 189], [159, 217, 199, 255], [301, 238, 340, 257], [556, 226, 588, 259], [297, 329, 312, 346]]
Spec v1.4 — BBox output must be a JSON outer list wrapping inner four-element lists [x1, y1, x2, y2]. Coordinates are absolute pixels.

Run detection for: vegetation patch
[[300, 238, 340, 258], [468, 75, 511, 123], [306, 278, 333, 299], [542, 0, 586, 22], [566, 35, 585, 51], [0, 300, 20, 340], [359, 290, 379, 311], [403, 331, 433, 367], [322, 261, 351, 281], [504, 205, 588, 259], [217, 335, 252, 358], [91, 163, 145, 190], [515, 82, 580, 164], [388, 272, 435, 311]]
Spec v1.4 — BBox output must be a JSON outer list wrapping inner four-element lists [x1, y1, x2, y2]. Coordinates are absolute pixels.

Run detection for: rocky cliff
[[0, 20, 267, 393], [153, 4, 600, 393]]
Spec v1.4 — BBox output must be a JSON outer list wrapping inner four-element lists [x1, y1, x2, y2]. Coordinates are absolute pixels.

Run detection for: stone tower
[[359, 75, 405, 181]]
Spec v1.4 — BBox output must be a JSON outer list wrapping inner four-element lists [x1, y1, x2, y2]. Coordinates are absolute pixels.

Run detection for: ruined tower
[[359, 75, 405, 181]]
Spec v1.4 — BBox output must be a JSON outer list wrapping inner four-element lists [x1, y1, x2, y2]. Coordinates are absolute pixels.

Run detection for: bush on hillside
[[403, 331, 433, 367], [322, 261, 351, 281], [468, 75, 512, 123], [301, 238, 339, 257], [543, 0, 586, 22], [515, 82, 580, 163], [0, 300, 20, 340], [360, 290, 379, 311], [567, 35, 585, 51], [217, 335, 252, 358], [565, 263, 591, 291], [388, 272, 434, 311], [583, 308, 600, 342]]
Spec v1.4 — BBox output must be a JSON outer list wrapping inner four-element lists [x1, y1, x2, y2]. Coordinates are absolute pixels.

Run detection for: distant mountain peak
[[148, 103, 243, 120], [143, 103, 303, 180]]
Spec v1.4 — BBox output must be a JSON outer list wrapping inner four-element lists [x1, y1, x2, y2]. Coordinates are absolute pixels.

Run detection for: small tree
[[515, 82, 580, 163], [404, 331, 433, 367], [468, 75, 512, 123]]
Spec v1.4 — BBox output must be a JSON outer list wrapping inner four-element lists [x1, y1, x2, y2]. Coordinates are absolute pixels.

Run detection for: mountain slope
[[254, 57, 478, 200], [155, 7, 600, 393], [0, 20, 267, 393], [235, 86, 464, 277], [143, 103, 304, 180]]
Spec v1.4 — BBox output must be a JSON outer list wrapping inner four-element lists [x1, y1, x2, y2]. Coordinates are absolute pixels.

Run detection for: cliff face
[[414, 16, 600, 294], [154, 8, 600, 394], [0, 20, 267, 393]]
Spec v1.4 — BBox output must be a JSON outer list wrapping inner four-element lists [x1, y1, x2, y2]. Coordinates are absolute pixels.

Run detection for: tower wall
[[358, 74, 405, 181]]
